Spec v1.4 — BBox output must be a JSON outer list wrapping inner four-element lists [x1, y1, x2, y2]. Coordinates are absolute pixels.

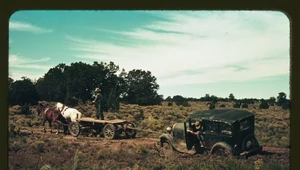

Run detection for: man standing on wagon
[[92, 87, 104, 120]]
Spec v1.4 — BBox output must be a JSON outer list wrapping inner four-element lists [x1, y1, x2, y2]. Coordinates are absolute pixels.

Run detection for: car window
[[219, 123, 232, 135], [240, 119, 251, 130], [204, 121, 218, 132]]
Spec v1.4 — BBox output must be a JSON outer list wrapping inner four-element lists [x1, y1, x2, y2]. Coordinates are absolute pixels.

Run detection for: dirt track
[[19, 126, 290, 165]]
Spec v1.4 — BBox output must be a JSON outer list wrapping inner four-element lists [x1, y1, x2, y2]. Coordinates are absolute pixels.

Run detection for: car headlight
[[166, 127, 172, 132]]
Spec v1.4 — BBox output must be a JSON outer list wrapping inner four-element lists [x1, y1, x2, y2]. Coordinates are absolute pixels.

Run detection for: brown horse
[[36, 103, 68, 135]]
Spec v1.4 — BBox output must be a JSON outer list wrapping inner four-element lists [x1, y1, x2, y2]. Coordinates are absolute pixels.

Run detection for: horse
[[36, 103, 68, 135], [55, 102, 82, 122]]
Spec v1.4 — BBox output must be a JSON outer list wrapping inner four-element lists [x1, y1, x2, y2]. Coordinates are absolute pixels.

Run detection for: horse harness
[[44, 108, 49, 114], [60, 104, 69, 115]]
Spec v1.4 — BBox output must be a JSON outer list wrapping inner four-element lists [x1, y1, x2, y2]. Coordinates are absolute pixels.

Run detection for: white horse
[[55, 102, 82, 122]]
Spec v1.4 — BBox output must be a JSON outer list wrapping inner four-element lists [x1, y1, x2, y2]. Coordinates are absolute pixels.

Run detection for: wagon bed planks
[[77, 117, 128, 124]]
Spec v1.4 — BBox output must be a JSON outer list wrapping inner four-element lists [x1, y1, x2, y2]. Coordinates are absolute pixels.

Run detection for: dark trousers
[[96, 103, 104, 120]]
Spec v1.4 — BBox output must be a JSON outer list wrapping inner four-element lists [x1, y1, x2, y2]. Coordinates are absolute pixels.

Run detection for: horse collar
[[44, 108, 49, 114], [61, 107, 69, 115]]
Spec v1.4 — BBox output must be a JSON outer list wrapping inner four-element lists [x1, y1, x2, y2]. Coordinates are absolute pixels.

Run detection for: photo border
[[1, 0, 298, 169]]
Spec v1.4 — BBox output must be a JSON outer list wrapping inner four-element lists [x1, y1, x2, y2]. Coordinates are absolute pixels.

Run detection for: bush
[[167, 102, 173, 106], [219, 104, 226, 108], [29, 141, 45, 153], [281, 100, 290, 110], [9, 121, 20, 137], [233, 102, 241, 108], [134, 109, 144, 122], [241, 103, 248, 108], [259, 101, 269, 109], [9, 141, 21, 152]]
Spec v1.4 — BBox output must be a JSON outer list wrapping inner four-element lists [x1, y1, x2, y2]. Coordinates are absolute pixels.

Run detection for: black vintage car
[[157, 109, 262, 157]]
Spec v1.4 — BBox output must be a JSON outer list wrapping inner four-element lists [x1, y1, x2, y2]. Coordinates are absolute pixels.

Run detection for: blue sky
[[9, 10, 290, 99]]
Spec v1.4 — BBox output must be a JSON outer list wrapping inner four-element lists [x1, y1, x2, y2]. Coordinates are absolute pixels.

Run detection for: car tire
[[159, 140, 174, 158], [241, 134, 259, 151], [210, 142, 233, 157]]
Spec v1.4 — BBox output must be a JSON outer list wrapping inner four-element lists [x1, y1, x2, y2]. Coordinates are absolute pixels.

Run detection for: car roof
[[189, 109, 254, 123]]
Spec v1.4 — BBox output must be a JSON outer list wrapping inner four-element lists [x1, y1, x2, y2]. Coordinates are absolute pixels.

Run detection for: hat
[[95, 88, 101, 92]]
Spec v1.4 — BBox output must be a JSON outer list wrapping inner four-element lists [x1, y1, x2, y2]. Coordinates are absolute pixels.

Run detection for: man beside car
[[188, 121, 205, 145]]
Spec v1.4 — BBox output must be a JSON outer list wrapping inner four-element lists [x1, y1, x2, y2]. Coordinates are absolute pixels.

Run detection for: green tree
[[268, 97, 276, 106], [172, 95, 190, 107], [35, 64, 67, 102], [107, 87, 119, 112], [64, 62, 97, 103], [229, 93, 235, 101], [276, 92, 287, 106], [123, 69, 162, 105], [165, 96, 172, 101], [211, 95, 218, 105], [9, 77, 39, 106], [8, 77, 14, 105]]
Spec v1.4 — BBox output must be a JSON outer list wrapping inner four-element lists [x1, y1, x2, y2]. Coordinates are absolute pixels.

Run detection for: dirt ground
[[11, 126, 290, 168]]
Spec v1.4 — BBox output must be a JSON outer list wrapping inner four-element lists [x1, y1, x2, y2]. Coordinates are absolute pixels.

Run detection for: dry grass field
[[8, 101, 290, 170]]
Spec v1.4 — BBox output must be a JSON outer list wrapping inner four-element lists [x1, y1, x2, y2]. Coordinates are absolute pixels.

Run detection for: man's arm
[[92, 94, 99, 103]]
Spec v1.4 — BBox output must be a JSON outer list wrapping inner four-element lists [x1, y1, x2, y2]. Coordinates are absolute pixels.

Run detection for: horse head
[[36, 103, 44, 116], [55, 102, 64, 111]]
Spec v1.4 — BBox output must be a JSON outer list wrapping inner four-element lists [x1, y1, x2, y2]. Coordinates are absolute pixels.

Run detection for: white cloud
[[9, 71, 45, 82], [9, 21, 53, 33], [65, 11, 290, 86], [9, 54, 53, 80]]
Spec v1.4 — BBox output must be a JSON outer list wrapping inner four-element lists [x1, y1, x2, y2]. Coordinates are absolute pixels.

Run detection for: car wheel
[[241, 134, 258, 151], [159, 140, 174, 158], [210, 142, 233, 157]]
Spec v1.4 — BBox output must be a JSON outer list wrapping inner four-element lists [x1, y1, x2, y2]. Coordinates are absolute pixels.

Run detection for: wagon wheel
[[125, 124, 137, 139], [102, 124, 116, 140], [68, 121, 81, 137]]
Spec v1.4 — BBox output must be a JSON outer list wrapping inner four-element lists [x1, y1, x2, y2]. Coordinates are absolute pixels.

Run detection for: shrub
[[233, 102, 241, 108], [29, 141, 45, 153], [72, 149, 80, 170], [9, 141, 21, 152], [219, 104, 226, 108], [281, 100, 290, 110], [167, 102, 173, 106], [259, 101, 269, 109], [9, 120, 20, 137], [134, 109, 144, 122], [241, 103, 248, 108]]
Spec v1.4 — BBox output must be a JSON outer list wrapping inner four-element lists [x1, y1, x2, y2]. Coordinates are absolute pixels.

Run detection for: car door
[[202, 121, 220, 148], [219, 122, 233, 145]]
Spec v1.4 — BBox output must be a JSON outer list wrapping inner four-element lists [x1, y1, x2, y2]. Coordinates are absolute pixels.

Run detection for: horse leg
[[43, 120, 46, 133], [49, 121, 52, 133], [55, 121, 59, 135]]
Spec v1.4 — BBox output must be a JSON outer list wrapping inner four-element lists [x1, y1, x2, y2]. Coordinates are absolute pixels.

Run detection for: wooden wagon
[[68, 117, 137, 139]]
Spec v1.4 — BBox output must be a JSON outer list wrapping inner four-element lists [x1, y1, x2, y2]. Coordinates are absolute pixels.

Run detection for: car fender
[[159, 133, 178, 149], [159, 133, 175, 145]]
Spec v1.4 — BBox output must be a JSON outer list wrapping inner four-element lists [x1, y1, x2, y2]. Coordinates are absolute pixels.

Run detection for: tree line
[[9, 61, 162, 112], [165, 93, 290, 110], [8, 61, 290, 112]]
